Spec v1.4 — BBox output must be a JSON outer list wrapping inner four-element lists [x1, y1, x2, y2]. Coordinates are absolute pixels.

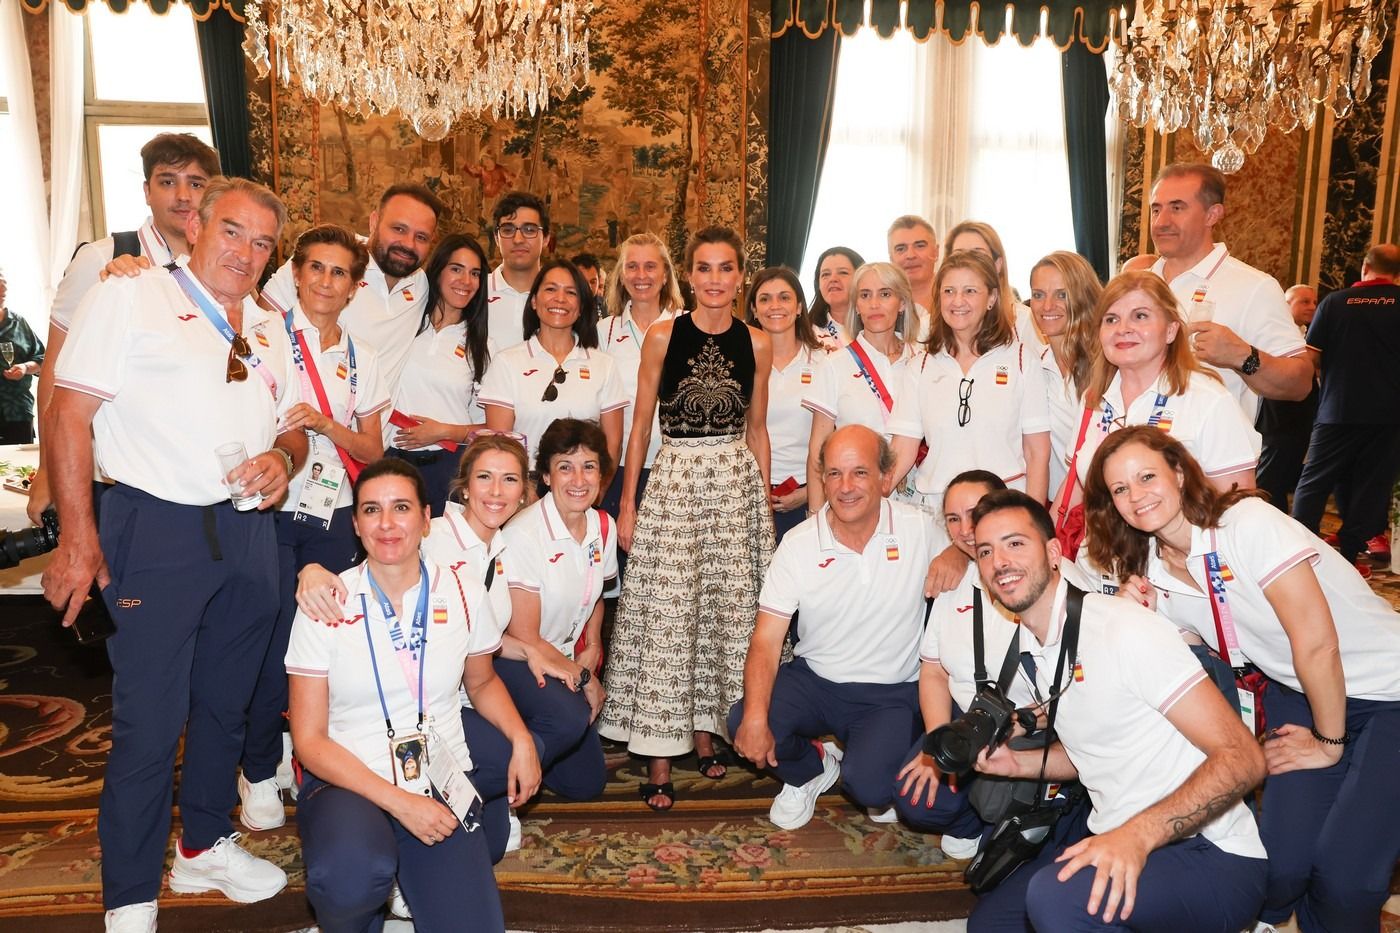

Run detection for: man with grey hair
[[1292, 243, 1400, 577], [731, 424, 936, 830], [887, 214, 938, 335], [44, 176, 305, 931]]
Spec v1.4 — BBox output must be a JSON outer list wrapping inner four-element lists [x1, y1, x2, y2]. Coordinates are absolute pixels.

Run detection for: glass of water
[[215, 442, 264, 511]]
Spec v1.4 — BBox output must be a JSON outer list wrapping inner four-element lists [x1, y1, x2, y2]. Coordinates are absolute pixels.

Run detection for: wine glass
[[0, 343, 14, 368]]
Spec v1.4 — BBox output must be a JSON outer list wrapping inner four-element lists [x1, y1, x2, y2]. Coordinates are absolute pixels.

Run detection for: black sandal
[[640, 782, 676, 811], [695, 754, 728, 780]]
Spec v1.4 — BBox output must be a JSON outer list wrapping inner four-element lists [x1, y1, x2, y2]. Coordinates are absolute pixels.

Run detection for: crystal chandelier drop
[[242, 0, 592, 142], [1111, 0, 1389, 173]]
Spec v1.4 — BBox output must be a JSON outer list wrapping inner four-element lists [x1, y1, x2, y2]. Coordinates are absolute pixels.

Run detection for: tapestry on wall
[[245, 1, 769, 268]]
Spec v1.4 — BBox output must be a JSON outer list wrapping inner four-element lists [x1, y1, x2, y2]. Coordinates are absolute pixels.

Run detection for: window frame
[[82, 13, 209, 239]]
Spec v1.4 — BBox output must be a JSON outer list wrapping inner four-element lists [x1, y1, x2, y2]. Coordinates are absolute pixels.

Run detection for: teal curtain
[[774, 0, 1121, 49], [1061, 42, 1111, 280], [766, 28, 840, 272], [195, 12, 253, 179]]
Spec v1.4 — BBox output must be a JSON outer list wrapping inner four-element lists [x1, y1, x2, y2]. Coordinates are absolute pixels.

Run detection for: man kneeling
[[731, 425, 936, 829], [967, 491, 1267, 931]]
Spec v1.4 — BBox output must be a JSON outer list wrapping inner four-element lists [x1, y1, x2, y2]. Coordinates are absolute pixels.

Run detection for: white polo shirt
[[920, 563, 1033, 711], [600, 305, 676, 468], [1013, 301, 1047, 357], [425, 501, 513, 634], [1020, 578, 1265, 858], [280, 305, 390, 512], [285, 560, 501, 780], [263, 248, 428, 394], [758, 499, 933, 684], [814, 318, 851, 351], [502, 495, 618, 658], [486, 267, 529, 351], [887, 341, 1050, 497], [385, 322, 493, 451], [801, 333, 917, 438], [768, 346, 827, 486], [51, 218, 178, 334], [477, 337, 629, 466], [1074, 371, 1260, 484], [1140, 498, 1400, 701], [1153, 244, 1306, 421], [55, 260, 299, 506], [1039, 347, 1083, 501]]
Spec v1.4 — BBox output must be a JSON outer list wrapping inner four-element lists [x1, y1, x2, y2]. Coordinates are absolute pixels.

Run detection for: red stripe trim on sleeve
[[1203, 460, 1260, 477], [1159, 669, 1208, 714], [286, 665, 329, 677], [758, 603, 795, 621], [1259, 549, 1317, 589], [507, 581, 541, 594], [53, 379, 115, 400]]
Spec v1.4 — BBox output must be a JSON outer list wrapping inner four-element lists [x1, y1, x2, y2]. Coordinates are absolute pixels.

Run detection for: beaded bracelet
[[1310, 726, 1351, 746]]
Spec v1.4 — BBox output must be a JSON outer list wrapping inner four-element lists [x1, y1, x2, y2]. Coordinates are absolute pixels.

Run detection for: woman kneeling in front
[[286, 458, 538, 932]]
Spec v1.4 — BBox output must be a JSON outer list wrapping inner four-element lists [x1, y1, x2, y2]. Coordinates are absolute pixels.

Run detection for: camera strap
[[1032, 584, 1085, 803], [971, 587, 1024, 696]]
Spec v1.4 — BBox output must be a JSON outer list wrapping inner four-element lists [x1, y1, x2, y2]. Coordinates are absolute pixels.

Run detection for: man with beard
[[262, 183, 444, 391], [965, 490, 1267, 932]]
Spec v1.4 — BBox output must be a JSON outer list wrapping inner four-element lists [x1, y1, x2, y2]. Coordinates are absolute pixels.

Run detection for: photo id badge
[[428, 724, 483, 832], [390, 732, 432, 796], [1236, 687, 1256, 735], [294, 459, 346, 530]]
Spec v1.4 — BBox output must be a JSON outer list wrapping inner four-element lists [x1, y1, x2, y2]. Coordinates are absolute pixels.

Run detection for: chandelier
[[242, 0, 592, 141], [1111, 0, 1389, 173]]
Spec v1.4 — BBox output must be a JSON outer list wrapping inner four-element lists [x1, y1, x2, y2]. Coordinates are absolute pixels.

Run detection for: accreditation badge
[[390, 732, 432, 795], [294, 456, 347, 531], [427, 724, 483, 831]]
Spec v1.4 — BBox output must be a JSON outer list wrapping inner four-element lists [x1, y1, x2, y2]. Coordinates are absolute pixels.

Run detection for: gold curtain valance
[[773, 0, 1128, 52], [18, 0, 245, 22]]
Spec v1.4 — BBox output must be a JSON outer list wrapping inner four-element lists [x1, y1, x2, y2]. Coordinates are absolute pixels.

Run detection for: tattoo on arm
[[1163, 780, 1250, 843]]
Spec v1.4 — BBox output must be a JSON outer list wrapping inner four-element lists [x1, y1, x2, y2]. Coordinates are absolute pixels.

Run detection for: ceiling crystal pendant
[[1111, 0, 1389, 172], [243, 0, 592, 142]]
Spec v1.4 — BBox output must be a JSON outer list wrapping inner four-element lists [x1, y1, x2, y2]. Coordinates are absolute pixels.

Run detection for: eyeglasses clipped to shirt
[[541, 365, 568, 402], [226, 333, 252, 383]]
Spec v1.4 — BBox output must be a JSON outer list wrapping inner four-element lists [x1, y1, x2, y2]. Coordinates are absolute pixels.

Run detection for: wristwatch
[[1237, 345, 1261, 376], [578, 667, 591, 687]]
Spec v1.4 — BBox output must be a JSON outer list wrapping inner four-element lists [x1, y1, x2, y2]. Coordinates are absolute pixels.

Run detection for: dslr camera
[[923, 683, 1037, 774], [0, 507, 59, 570]]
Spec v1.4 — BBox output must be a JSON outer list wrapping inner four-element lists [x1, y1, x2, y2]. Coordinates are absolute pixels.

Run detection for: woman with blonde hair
[[599, 233, 685, 533], [1027, 251, 1102, 506], [800, 261, 919, 512], [888, 250, 1050, 523]]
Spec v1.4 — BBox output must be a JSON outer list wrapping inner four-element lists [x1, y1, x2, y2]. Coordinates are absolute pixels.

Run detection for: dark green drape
[[775, 0, 1121, 50], [766, 28, 840, 273], [195, 12, 253, 179], [1061, 42, 1111, 281]]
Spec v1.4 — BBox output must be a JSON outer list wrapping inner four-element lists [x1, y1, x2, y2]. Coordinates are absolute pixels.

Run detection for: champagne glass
[[0, 343, 15, 368]]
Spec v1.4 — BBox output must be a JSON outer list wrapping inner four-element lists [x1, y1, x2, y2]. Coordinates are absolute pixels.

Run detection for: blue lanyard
[[359, 562, 430, 738], [1100, 392, 1168, 431], [168, 264, 274, 376]]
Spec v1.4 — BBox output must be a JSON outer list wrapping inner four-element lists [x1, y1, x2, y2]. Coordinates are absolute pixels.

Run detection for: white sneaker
[[105, 900, 158, 933], [168, 833, 288, 902], [388, 879, 412, 919], [505, 811, 522, 853], [940, 832, 982, 859], [275, 733, 295, 795], [866, 806, 898, 823], [238, 772, 286, 831], [769, 742, 843, 830]]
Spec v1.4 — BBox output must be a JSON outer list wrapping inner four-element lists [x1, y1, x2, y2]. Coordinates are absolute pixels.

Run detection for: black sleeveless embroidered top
[[657, 312, 755, 438]]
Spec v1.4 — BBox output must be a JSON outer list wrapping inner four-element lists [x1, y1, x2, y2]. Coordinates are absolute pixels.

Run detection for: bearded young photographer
[[965, 491, 1267, 932]]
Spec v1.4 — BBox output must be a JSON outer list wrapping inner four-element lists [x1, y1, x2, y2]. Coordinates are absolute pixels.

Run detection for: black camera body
[[924, 683, 1032, 774], [0, 507, 59, 570]]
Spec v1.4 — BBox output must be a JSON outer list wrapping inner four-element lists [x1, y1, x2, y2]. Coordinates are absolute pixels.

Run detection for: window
[[802, 29, 1077, 303], [85, 2, 210, 237]]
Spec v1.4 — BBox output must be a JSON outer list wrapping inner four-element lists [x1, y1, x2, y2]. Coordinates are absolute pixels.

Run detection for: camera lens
[[0, 521, 61, 570], [925, 710, 996, 774]]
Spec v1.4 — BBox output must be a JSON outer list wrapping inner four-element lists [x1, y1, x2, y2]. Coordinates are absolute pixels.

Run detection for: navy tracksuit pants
[[1292, 422, 1400, 561], [297, 770, 503, 933], [242, 506, 360, 782], [1259, 681, 1400, 931], [97, 484, 280, 909], [726, 657, 920, 810], [386, 446, 461, 518], [968, 801, 1267, 932]]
